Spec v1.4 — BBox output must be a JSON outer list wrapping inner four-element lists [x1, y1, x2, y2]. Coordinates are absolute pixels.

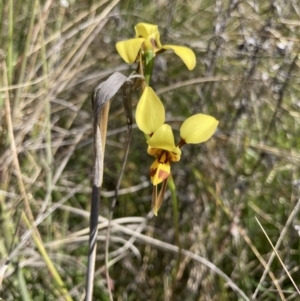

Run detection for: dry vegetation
[[1, 0, 300, 300]]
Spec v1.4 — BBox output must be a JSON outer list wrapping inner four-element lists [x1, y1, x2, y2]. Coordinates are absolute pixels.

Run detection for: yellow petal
[[162, 45, 196, 70], [180, 114, 218, 144], [135, 23, 159, 38], [116, 38, 145, 63], [148, 124, 181, 156], [136, 87, 165, 135], [168, 151, 181, 162], [150, 159, 170, 185], [135, 23, 162, 51]]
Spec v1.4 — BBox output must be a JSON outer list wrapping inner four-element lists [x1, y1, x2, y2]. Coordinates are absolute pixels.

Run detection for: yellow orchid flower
[[135, 88, 180, 215], [135, 86, 180, 184], [142, 115, 218, 187], [116, 22, 196, 70], [147, 124, 181, 186], [147, 124, 181, 215], [135, 88, 219, 215]]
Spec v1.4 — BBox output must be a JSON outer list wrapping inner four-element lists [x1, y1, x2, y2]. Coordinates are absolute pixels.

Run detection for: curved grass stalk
[[4, 61, 73, 301]]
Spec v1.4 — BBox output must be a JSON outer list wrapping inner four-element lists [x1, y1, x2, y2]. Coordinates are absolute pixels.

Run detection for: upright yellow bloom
[[135, 88, 219, 214], [116, 23, 196, 70], [136, 86, 180, 186], [147, 124, 181, 185]]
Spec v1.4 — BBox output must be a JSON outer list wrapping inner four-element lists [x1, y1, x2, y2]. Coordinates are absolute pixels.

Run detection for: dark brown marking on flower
[[158, 151, 169, 164], [150, 38, 158, 49], [150, 168, 157, 177], [177, 138, 186, 148]]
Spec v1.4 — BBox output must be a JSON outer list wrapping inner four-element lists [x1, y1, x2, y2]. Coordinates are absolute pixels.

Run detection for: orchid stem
[[168, 175, 182, 300], [144, 51, 155, 86], [168, 176, 180, 247]]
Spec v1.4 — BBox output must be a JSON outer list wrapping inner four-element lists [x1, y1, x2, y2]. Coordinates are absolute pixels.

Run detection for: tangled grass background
[[1, 0, 300, 300]]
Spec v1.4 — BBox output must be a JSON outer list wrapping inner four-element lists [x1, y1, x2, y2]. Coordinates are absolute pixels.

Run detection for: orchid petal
[[136, 87, 165, 135], [163, 45, 196, 70], [180, 114, 218, 144], [147, 147, 162, 157], [135, 23, 162, 51], [148, 124, 181, 156], [116, 38, 145, 63], [135, 23, 159, 38], [150, 159, 170, 186]]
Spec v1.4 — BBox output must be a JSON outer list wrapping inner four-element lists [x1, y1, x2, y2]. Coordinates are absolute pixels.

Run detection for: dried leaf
[[92, 72, 142, 186]]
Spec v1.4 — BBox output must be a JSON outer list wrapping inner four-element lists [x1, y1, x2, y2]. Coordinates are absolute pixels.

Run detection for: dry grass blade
[[87, 72, 140, 300], [105, 80, 135, 301], [98, 215, 251, 301], [3, 59, 73, 300], [255, 217, 300, 296], [253, 197, 300, 299], [0, 260, 9, 287]]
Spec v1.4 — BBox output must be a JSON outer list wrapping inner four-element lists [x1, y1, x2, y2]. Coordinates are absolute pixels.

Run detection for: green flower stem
[[144, 51, 155, 86], [168, 175, 180, 246], [168, 175, 182, 297]]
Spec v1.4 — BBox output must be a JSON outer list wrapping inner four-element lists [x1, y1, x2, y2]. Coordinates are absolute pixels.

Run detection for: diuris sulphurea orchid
[[136, 87, 219, 215], [116, 22, 196, 71]]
